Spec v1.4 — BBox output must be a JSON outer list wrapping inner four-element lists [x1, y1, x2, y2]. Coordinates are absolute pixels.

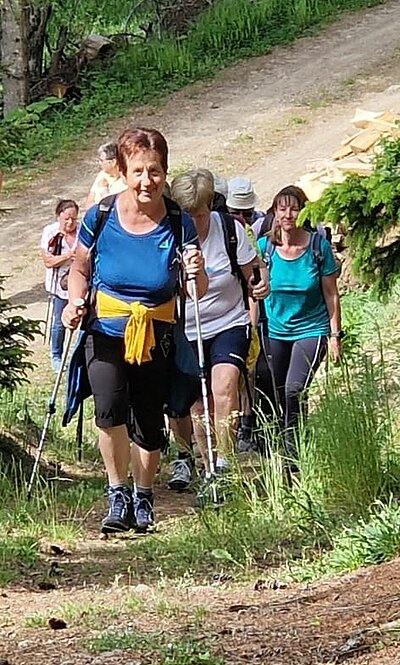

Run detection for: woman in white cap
[[227, 175, 264, 228]]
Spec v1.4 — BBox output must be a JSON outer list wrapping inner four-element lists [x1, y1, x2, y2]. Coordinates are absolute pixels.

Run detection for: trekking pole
[[185, 247, 217, 502], [44, 233, 63, 345], [27, 298, 85, 500], [44, 269, 58, 345]]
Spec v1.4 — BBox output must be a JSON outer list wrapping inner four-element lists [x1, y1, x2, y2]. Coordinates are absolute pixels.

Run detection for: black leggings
[[268, 336, 327, 458]]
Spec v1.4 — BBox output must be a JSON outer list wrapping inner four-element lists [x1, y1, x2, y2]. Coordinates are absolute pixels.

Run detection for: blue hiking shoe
[[133, 494, 155, 533], [101, 486, 135, 534]]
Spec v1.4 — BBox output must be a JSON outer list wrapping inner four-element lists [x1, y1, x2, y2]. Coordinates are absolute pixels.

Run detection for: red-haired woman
[[62, 127, 207, 534]]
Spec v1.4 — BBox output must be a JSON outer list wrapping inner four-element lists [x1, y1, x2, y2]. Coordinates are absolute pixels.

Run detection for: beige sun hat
[[212, 173, 228, 198], [226, 176, 259, 209]]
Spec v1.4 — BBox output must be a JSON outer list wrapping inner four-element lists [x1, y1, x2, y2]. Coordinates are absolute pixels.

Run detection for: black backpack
[[93, 194, 183, 258], [262, 231, 323, 273], [219, 212, 250, 309], [93, 200, 249, 305]]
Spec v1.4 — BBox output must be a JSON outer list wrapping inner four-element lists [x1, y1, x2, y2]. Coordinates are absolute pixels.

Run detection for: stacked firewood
[[296, 109, 400, 202]]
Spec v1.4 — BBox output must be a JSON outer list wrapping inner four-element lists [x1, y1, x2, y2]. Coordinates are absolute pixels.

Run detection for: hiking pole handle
[[252, 264, 261, 285]]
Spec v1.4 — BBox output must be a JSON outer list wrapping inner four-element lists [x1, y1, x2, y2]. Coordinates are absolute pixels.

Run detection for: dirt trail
[[3, 3, 400, 662], [2, 0, 400, 327]]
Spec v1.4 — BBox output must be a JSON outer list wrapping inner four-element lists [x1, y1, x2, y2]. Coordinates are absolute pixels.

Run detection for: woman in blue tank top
[[257, 185, 342, 474]]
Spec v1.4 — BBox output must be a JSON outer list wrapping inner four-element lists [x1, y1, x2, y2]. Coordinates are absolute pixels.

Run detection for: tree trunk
[[1, 0, 29, 116], [27, 4, 51, 84]]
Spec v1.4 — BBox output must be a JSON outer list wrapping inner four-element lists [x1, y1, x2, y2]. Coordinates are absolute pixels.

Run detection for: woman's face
[[274, 196, 300, 232], [58, 206, 78, 234], [98, 151, 118, 176], [190, 204, 211, 234], [124, 149, 166, 205]]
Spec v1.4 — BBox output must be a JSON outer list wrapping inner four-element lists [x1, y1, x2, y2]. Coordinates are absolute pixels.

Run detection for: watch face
[[333, 331, 345, 339]]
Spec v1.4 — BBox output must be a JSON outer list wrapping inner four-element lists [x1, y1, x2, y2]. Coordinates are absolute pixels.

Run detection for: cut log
[[334, 159, 373, 176], [349, 128, 382, 153], [332, 144, 353, 160], [81, 34, 112, 61], [352, 108, 383, 128], [341, 130, 363, 147]]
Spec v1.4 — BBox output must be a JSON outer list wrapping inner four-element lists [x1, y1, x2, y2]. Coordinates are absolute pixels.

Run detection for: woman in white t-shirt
[[41, 200, 79, 371], [86, 142, 127, 208], [170, 169, 268, 504]]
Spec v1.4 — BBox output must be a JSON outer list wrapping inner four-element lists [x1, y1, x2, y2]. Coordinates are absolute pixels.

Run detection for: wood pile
[[296, 108, 400, 202]]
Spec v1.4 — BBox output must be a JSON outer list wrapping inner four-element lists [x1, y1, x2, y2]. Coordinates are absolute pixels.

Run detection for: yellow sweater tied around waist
[[96, 291, 176, 365]]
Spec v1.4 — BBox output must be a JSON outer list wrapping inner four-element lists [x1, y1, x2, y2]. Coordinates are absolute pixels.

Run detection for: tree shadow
[[9, 283, 48, 307]]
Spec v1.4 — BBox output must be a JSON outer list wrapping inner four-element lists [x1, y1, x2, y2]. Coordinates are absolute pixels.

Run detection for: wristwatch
[[330, 330, 344, 339]]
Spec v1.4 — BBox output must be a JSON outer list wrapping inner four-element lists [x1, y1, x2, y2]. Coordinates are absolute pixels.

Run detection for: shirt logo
[[159, 240, 170, 249]]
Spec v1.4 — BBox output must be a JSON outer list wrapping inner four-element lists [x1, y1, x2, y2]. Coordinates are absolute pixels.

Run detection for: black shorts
[[85, 324, 173, 451], [177, 324, 251, 417], [192, 324, 251, 371]]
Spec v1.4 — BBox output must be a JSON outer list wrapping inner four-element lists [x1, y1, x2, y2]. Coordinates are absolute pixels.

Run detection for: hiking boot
[[168, 457, 194, 492], [101, 485, 135, 534], [133, 494, 155, 533], [236, 424, 256, 453]]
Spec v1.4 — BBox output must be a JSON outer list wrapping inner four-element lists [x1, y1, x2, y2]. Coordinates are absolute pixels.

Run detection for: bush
[[0, 276, 41, 390]]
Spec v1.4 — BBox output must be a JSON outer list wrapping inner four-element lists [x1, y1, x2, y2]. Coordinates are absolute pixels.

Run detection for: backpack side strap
[[310, 231, 323, 274], [220, 212, 249, 310]]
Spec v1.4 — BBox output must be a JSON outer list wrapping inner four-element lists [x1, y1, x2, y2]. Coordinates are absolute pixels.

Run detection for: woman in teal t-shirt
[[257, 186, 341, 471]]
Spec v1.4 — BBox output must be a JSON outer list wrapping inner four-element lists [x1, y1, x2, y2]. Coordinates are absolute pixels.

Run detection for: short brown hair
[[117, 127, 168, 176], [55, 199, 79, 216], [171, 169, 214, 214]]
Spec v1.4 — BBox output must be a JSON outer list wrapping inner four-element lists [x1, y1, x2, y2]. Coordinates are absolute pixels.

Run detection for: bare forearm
[[43, 253, 71, 269], [68, 264, 89, 302], [326, 293, 341, 333], [185, 270, 208, 300], [195, 270, 208, 299]]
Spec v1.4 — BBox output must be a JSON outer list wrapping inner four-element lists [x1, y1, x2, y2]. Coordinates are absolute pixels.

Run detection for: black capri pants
[[269, 335, 327, 456], [85, 324, 173, 452]]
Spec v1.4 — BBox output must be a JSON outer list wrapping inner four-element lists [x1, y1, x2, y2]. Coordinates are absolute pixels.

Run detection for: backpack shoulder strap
[[310, 231, 323, 273], [219, 212, 249, 309], [93, 194, 117, 247], [163, 196, 186, 309], [259, 236, 275, 268], [163, 196, 183, 253], [220, 212, 239, 276]]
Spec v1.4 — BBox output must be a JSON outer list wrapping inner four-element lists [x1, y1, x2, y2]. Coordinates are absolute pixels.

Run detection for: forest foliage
[[299, 137, 400, 295]]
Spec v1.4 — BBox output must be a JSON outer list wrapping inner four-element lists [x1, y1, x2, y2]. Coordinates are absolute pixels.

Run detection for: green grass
[[88, 627, 226, 664], [1, 288, 400, 591], [0, 0, 385, 170], [0, 461, 104, 583], [0, 381, 99, 465]]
